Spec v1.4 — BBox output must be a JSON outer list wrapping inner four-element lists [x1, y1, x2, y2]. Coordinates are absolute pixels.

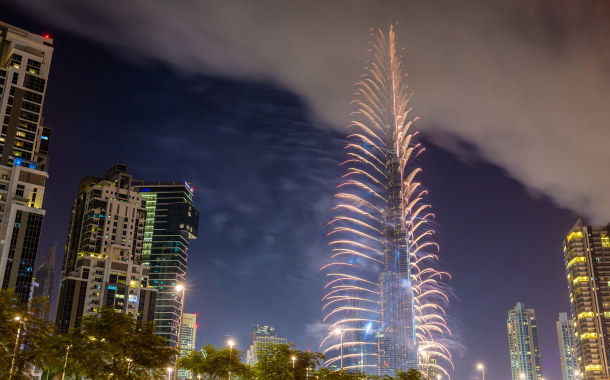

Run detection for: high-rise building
[[246, 333, 287, 366], [563, 218, 610, 379], [0, 21, 53, 303], [507, 302, 542, 380], [557, 312, 578, 380], [249, 325, 277, 347], [54, 164, 157, 333], [32, 242, 57, 320], [132, 180, 199, 347], [178, 313, 197, 380]]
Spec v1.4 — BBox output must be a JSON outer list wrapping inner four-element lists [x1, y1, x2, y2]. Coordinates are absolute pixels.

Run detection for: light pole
[[167, 367, 173, 380], [126, 358, 132, 376], [61, 344, 72, 380], [478, 364, 485, 380], [174, 284, 186, 380], [292, 356, 296, 369], [335, 329, 344, 370], [9, 316, 25, 380], [437, 375, 441, 380], [520, 373, 525, 380], [229, 340, 234, 380]]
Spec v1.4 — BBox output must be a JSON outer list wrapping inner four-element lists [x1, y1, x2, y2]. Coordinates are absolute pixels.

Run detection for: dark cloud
[[9, 0, 610, 221]]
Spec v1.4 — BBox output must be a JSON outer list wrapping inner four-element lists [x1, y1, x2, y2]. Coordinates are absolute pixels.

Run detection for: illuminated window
[[578, 312, 594, 319], [581, 333, 597, 339], [574, 276, 589, 285], [568, 257, 586, 267], [567, 231, 584, 242], [585, 365, 602, 372], [602, 234, 610, 248]]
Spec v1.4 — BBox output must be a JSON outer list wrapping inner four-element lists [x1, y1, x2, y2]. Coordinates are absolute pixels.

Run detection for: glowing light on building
[[320, 25, 452, 377]]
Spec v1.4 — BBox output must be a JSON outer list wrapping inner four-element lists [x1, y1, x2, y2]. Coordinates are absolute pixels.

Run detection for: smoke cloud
[[8, 0, 610, 221]]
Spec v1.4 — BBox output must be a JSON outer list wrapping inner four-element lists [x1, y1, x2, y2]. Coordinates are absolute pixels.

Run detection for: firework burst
[[320, 25, 452, 378]]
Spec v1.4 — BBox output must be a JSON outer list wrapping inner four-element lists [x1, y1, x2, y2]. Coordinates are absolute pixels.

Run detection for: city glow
[[319, 25, 452, 376]]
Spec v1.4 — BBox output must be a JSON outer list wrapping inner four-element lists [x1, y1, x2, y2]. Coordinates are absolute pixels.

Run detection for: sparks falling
[[320, 26, 453, 378]]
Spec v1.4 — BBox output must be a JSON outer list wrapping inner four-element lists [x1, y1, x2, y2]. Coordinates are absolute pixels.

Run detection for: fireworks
[[320, 25, 452, 377]]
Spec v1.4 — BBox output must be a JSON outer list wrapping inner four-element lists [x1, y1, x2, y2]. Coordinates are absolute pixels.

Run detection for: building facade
[[54, 164, 157, 333], [32, 242, 57, 320], [557, 312, 578, 380], [249, 325, 277, 347], [563, 219, 610, 379], [0, 21, 53, 303], [133, 180, 199, 347], [246, 335, 288, 366], [507, 302, 542, 380], [178, 313, 197, 380]]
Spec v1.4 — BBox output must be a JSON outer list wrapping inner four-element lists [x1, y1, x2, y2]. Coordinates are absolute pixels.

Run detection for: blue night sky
[[5, 2, 610, 380]]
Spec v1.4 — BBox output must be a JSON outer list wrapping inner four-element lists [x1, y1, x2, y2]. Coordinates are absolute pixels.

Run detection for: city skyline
[[4, 3, 608, 380]]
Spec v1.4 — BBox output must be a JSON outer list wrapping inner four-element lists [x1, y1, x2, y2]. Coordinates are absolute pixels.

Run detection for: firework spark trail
[[319, 25, 452, 377]]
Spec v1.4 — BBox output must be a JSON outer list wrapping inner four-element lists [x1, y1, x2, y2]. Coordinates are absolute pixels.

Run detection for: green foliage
[[178, 343, 253, 380], [313, 367, 368, 380], [252, 342, 325, 380], [58, 306, 178, 380], [0, 289, 57, 380], [394, 368, 429, 380]]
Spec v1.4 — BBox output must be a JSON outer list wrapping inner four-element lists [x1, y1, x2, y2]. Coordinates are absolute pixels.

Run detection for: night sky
[[5, 2, 610, 380]]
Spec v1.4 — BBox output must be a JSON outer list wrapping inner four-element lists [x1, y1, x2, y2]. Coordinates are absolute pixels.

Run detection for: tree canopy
[[178, 343, 253, 380]]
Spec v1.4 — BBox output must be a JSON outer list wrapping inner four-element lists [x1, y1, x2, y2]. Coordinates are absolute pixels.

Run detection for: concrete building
[[557, 312, 578, 380], [54, 164, 157, 333], [249, 325, 277, 347], [0, 21, 53, 303], [178, 313, 197, 380], [246, 335, 288, 366], [133, 180, 199, 346], [563, 219, 610, 379], [507, 302, 543, 380]]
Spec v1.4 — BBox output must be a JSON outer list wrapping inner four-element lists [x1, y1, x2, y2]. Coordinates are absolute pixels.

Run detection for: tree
[[0, 289, 57, 380], [313, 367, 368, 380], [252, 342, 325, 380], [394, 369, 429, 380], [58, 306, 178, 379], [178, 343, 253, 380]]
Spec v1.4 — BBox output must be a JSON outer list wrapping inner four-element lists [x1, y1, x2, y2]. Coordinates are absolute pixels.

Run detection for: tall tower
[[178, 313, 197, 379], [0, 21, 53, 303], [132, 180, 199, 347], [378, 133, 417, 373], [320, 26, 451, 377], [507, 302, 543, 380], [557, 312, 578, 380], [563, 218, 610, 380], [54, 164, 157, 333]]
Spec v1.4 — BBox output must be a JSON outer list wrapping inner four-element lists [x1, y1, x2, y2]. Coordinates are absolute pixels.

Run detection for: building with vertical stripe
[[507, 302, 543, 380], [0, 21, 53, 303]]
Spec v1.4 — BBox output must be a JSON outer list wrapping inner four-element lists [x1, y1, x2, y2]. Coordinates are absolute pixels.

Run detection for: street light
[[520, 373, 525, 380], [61, 345, 72, 380], [437, 375, 441, 380], [478, 364, 484, 380], [167, 367, 173, 380], [229, 341, 234, 380], [9, 316, 25, 380], [126, 358, 132, 376], [174, 285, 186, 380], [292, 356, 296, 369], [335, 329, 344, 370]]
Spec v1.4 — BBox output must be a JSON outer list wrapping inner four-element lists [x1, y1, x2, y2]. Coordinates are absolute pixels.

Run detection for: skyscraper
[[0, 21, 53, 303], [132, 180, 199, 347], [563, 218, 610, 379], [54, 164, 157, 333], [178, 313, 197, 380], [249, 325, 277, 347], [557, 312, 578, 380], [507, 302, 542, 380], [246, 328, 287, 366], [320, 26, 450, 377], [32, 242, 57, 320]]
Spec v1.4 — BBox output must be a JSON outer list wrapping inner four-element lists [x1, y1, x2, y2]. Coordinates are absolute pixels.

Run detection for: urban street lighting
[[478, 364, 484, 380], [437, 375, 441, 380], [61, 345, 72, 380], [520, 374, 525, 380], [335, 329, 344, 370], [9, 316, 25, 380], [167, 367, 173, 380], [126, 358, 132, 376], [292, 356, 296, 369], [229, 341, 234, 380], [174, 285, 186, 380]]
